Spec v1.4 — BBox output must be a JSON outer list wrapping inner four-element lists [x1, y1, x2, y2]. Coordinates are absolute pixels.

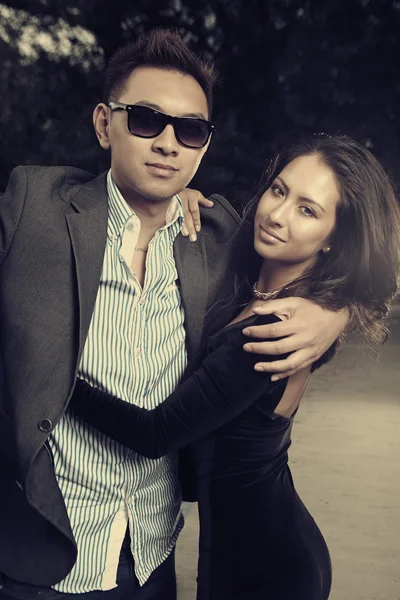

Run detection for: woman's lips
[[259, 225, 286, 243]]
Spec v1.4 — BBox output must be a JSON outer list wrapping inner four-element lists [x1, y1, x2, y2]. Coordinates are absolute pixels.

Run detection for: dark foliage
[[1, 0, 400, 208]]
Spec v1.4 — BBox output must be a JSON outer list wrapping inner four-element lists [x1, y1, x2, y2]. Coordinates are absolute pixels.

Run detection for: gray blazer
[[0, 166, 241, 586]]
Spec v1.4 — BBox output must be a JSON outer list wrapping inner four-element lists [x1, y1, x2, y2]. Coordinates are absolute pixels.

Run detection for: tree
[[1, 0, 400, 205]]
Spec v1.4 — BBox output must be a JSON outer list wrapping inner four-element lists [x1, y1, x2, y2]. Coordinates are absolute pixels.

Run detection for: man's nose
[[152, 124, 180, 155]]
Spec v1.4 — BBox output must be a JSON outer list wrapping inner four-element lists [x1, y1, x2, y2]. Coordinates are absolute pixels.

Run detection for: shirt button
[[38, 419, 53, 433]]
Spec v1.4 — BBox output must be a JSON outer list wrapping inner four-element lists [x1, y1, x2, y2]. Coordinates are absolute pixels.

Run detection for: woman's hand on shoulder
[[179, 188, 214, 242]]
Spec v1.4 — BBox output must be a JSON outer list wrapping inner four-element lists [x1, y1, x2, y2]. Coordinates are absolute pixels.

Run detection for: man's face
[[95, 66, 210, 204]]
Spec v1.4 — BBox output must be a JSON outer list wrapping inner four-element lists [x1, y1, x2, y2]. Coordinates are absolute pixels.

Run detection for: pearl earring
[[323, 246, 331, 254]]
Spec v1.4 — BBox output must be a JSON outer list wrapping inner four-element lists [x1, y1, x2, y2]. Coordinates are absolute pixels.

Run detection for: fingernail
[[208, 201, 214, 206], [242, 328, 250, 336], [243, 344, 252, 352], [182, 227, 189, 236], [254, 365, 264, 372], [189, 234, 197, 242], [195, 225, 201, 232], [271, 375, 280, 382]]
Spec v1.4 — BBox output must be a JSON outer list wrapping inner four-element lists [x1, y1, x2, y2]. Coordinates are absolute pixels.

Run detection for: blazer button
[[38, 418, 53, 432]]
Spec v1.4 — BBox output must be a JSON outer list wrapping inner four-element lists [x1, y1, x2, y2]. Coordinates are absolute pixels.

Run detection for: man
[[0, 29, 347, 600]]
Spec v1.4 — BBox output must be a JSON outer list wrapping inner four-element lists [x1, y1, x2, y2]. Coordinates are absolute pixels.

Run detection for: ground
[[175, 315, 400, 600]]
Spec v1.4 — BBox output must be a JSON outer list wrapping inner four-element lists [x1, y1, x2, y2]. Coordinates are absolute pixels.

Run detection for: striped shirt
[[49, 170, 187, 591]]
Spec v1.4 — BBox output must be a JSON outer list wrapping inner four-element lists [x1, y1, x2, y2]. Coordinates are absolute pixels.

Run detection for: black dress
[[70, 314, 332, 600]]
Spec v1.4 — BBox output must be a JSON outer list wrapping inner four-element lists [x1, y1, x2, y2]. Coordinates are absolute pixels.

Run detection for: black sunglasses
[[108, 101, 215, 149]]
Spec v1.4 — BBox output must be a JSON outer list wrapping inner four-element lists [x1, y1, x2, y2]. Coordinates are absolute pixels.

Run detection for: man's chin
[[120, 177, 192, 204], [141, 183, 188, 203], [143, 191, 179, 203]]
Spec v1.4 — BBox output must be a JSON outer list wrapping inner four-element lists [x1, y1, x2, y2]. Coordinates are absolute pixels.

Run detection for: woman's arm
[[178, 188, 214, 241], [70, 315, 287, 458]]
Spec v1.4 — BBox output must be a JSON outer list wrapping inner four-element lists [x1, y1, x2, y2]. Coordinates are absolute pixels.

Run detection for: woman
[[70, 135, 400, 599]]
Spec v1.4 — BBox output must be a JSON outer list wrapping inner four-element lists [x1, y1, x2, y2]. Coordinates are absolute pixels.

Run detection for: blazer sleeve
[[69, 315, 287, 458], [0, 167, 27, 264]]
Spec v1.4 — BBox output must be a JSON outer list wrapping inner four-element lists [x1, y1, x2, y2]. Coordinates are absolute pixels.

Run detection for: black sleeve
[[69, 315, 287, 458]]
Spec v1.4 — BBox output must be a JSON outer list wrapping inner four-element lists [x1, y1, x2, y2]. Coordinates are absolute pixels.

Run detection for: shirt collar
[[107, 170, 134, 241], [106, 170, 184, 242]]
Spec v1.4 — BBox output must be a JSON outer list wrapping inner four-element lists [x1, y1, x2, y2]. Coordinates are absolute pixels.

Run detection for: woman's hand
[[241, 297, 350, 380], [179, 188, 214, 242]]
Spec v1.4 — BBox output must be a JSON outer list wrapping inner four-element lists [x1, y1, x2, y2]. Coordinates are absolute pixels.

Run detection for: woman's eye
[[271, 184, 284, 197], [299, 206, 315, 217]]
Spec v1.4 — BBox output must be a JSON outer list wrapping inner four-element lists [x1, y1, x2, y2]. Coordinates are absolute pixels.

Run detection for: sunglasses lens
[[127, 105, 212, 148], [128, 106, 164, 137], [177, 119, 211, 148]]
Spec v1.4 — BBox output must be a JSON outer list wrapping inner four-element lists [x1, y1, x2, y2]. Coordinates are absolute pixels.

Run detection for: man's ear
[[93, 103, 111, 150], [196, 135, 212, 167], [202, 135, 212, 156]]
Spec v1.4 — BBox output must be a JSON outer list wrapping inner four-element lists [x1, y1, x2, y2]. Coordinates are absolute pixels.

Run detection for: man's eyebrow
[[275, 176, 326, 213], [134, 101, 207, 120]]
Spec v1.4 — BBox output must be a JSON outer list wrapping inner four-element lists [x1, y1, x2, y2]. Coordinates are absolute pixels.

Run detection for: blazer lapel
[[66, 173, 109, 355], [174, 233, 209, 359], [66, 176, 210, 360]]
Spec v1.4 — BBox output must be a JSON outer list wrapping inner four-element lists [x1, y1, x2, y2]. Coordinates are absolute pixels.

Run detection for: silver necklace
[[252, 282, 281, 300], [135, 247, 148, 252]]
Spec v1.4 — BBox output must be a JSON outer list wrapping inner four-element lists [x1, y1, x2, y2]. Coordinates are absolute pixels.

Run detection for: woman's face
[[254, 153, 341, 269]]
